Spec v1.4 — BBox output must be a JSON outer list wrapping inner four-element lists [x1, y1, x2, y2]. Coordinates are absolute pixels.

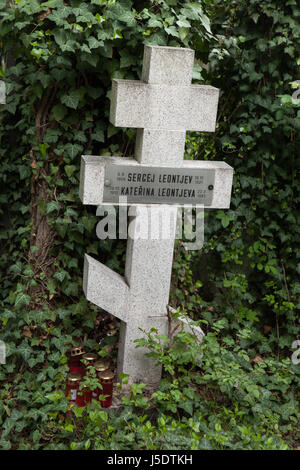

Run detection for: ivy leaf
[[53, 29, 68, 45], [18, 341, 32, 361], [63, 282, 78, 296], [120, 52, 136, 69], [179, 400, 193, 416], [88, 37, 103, 49], [75, 12, 97, 24], [46, 278, 57, 295], [99, 411, 108, 422], [16, 0, 42, 15], [107, 124, 119, 138], [81, 44, 91, 54], [148, 17, 162, 28], [64, 143, 83, 160], [91, 130, 105, 142], [98, 42, 113, 58], [107, 4, 136, 26], [46, 201, 60, 214], [164, 26, 179, 38], [86, 86, 103, 100], [0, 440, 11, 450], [19, 165, 31, 180], [52, 104, 67, 121], [41, 0, 65, 8], [176, 17, 191, 28], [61, 90, 80, 110], [199, 13, 211, 33], [65, 165, 76, 177], [81, 52, 99, 67], [54, 270, 67, 283], [72, 298, 88, 315], [14, 293, 30, 309]]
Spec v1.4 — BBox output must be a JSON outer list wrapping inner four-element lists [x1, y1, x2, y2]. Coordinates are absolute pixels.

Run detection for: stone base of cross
[[80, 46, 233, 385]]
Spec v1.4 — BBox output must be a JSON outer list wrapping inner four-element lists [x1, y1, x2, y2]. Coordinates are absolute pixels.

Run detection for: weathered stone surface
[[0, 81, 5, 104], [142, 45, 195, 86], [79, 155, 105, 204], [119, 205, 175, 382], [110, 80, 219, 132], [110, 45, 219, 136], [83, 254, 129, 320], [125, 206, 176, 312], [135, 129, 186, 165], [117, 315, 169, 384]]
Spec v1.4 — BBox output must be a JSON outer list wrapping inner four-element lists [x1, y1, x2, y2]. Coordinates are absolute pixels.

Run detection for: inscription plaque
[[103, 164, 215, 206]]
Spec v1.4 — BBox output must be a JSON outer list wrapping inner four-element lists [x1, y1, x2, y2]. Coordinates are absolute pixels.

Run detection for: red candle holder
[[81, 352, 98, 372], [93, 359, 110, 400], [68, 345, 85, 375], [84, 388, 93, 404], [81, 352, 99, 402], [66, 372, 86, 411], [76, 385, 87, 407], [98, 369, 114, 408], [65, 372, 81, 416]]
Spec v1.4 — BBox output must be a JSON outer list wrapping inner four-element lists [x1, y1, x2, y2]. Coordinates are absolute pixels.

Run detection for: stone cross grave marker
[[80, 46, 233, 385], [0, 81, 5, 104]]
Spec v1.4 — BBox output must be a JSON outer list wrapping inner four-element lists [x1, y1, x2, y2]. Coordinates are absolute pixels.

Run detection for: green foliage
[[23, 325, 293, 450], [134, 327, 294, 450], [171, 0, 300, 448], [0, 0, 299, 450], [0, 0, 218, 450]]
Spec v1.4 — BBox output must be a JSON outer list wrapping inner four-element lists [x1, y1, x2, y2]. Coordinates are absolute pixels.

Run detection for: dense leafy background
[[0, 0, 299, 450]]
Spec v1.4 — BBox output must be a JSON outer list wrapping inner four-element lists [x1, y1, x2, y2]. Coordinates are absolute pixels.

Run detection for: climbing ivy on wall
[[171, 0, 300, 446], [192, 0, 300, 351], [0, 0, 220, 449]]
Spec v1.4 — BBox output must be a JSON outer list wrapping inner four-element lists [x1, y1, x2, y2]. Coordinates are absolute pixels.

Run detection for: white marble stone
[[79, 155, 105, 204], [110, 80, 219, 132], [142, 45, 195, 86], [135, 129, 186, 165], [83, 254, 129, 320]]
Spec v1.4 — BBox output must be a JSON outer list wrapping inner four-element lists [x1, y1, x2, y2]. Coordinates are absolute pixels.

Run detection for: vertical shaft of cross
[[134, 46, 194, 166], [116, 205, 177, 383]]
